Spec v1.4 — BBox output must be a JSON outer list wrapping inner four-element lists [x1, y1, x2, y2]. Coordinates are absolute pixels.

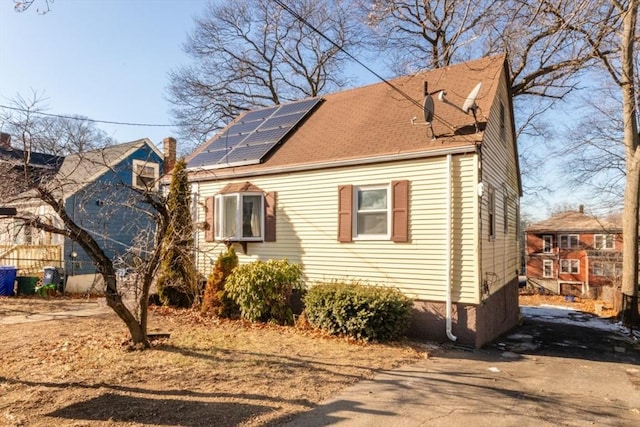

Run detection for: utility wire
[[0, 104, 173, 127], [272, 0, 461, 132]]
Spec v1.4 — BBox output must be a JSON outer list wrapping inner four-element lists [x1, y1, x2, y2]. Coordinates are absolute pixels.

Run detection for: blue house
[[0, 136, 173, 293]]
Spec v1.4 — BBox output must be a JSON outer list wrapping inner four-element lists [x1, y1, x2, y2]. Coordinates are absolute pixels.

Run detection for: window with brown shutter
[[264, 191, 276, 242], [204, 196, 215, 242], [337, 185, 353, 242], [391, 180, 409, 242], [338, 181, 409, 242]]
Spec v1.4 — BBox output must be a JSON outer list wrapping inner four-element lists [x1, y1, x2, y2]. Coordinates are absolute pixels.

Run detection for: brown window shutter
[[205, 196, 215, 242], [338, 185, 353, 242], [391, 180, 409, 242], [264, 191, 277, 242]]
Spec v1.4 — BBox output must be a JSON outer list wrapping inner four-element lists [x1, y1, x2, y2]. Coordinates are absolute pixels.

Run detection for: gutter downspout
[[446, 154, 458, 342]]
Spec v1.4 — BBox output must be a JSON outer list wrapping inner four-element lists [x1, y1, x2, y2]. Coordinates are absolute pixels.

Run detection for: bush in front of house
[[224, 259, 304, 325], [201, 247, 239, 317], [303, 282, 413, 342]]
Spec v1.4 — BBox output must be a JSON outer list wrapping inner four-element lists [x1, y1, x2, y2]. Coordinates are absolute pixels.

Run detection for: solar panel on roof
[[240, 105, 279, 123], [272, 98, 320, 116], [242, 127, 290, 145], [187, 97, 322, 169], [222, 144, 275, 165], [259, 111, 307, 130], [227, 120, 263, 136]]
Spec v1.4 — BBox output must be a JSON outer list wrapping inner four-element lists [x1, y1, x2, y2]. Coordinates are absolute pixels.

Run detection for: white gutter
[[446, 154, 457, 342], [184, 144, 479, 183]]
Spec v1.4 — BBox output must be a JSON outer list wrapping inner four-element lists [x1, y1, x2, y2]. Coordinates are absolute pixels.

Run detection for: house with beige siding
[[183, 55, 521, 347]]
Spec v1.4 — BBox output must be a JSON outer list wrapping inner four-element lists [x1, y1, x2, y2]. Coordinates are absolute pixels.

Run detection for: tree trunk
[[103, 274, 150, 348], [619, 0, 640, 327]]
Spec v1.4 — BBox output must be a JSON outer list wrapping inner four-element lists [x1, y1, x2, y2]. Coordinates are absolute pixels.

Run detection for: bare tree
[[362, 0, 609, 198], [558, 92, 626, 209], [13, 0, 53, 14], [167, 0, 364, 146], [1, 93, 114, 155], [0, 98, 170, 348], [612, 0, 639, 325], [543, 0, 639, 324]]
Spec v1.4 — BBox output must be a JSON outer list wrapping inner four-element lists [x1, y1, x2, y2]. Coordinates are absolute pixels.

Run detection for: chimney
[[163, 137, 177, 174], [0, 132, 10, 148], [579, 204, 584, 214]]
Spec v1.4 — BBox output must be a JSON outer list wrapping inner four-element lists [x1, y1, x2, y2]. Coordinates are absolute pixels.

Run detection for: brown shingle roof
[[187, 55, 507, 179], [526, 211, 622, 233]]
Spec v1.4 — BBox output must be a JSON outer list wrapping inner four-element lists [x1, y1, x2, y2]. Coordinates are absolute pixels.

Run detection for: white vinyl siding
[[195, 155, 479, 303], [478, 70, 521, 297]]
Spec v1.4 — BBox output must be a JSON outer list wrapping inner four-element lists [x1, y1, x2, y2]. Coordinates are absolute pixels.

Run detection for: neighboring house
[[526, 207, 623, 298], [0, 135, 173, 292], [182, 55, 522, 347]]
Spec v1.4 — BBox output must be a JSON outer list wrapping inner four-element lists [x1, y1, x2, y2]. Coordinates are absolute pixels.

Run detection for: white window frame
[[543, 260, 554, 278], [214, 192, 264, 242], [592, 261, 621, 277], [559, 234, 579, 249], [132, 159, 160, 190], [594, 234, 615, 250], [353, 185, 391, 240], [560, 259, 579, 274], [542, 235, 553, 253]]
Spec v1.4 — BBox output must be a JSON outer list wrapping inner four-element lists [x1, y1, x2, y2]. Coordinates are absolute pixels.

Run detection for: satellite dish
[[423, 95, 435, 123], [462, 82, 482, 114]]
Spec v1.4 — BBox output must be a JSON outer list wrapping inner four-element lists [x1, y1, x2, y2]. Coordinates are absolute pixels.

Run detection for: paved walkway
[[0, 302, 111, 325], [283, 347, 640, 426]]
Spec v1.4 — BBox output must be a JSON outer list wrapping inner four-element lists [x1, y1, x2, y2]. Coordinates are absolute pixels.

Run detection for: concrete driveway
[[284, 307, 640, 426]]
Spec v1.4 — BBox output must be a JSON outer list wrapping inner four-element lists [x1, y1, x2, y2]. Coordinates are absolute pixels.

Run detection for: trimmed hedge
[[225, 259, 304, 325], [304, 282, 413, 342]]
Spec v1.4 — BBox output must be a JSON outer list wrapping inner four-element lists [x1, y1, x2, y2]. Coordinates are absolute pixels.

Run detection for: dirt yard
[[0, 297, 424, 427], [519, 293, 618, 318]]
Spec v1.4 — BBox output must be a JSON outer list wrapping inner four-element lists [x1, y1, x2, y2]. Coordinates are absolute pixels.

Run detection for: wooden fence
[[0, 245, 63, 276]]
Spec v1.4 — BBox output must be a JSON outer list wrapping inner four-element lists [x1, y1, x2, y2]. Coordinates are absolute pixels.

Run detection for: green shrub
[[303, 282, 413, 342], [201, 247, 239, 317], [225, 259, 304, 325]]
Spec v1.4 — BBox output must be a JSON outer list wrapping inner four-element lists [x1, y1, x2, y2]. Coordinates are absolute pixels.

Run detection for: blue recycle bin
[[0, 266, 18, 296]]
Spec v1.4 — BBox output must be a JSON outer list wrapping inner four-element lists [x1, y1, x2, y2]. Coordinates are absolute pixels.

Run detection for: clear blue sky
[[0, 0, 209, 148], [0, 1, 613, 220]]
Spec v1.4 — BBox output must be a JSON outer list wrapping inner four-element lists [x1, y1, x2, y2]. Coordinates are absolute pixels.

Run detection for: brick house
[[525, 208, 622, 297]]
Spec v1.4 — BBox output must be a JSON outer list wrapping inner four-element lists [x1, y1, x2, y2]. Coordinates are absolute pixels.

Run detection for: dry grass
[[519, 293, 618, 318], [0, 299, 425, 427]]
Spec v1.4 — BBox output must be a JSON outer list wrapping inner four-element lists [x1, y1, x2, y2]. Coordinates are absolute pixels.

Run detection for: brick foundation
[[407, 277, 520, 348]]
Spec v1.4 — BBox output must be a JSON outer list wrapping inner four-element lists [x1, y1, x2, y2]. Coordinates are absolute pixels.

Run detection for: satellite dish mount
[[437, 82, 483, 133], [410, 81, 436, 140]]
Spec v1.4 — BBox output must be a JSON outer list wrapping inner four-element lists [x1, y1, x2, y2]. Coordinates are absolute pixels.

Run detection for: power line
[[0, 104, 173, 127], [272, 0, 461, 132]]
